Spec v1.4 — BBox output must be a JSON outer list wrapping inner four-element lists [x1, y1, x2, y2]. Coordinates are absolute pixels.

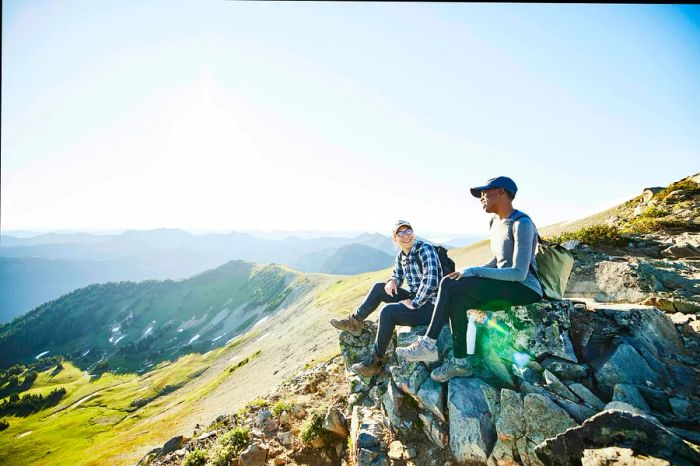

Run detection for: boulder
[[612, 384, 650, 413], [581, 446, 671, 465], [535, 409, 700, 466], [389, 360, 428, 397], [419, 410, 449, 449], [568, 383, 606, 411], [592, 343, 664, 394], [523, 394, 577, 445], [543, 370, 580, 402], [489, 389, 525, 466], [381, 381, 405, 429], [415, 377, 446, 423], [159, 436, 185, 456], [541, 357, 589, 380], [447, 378, 498, 463]]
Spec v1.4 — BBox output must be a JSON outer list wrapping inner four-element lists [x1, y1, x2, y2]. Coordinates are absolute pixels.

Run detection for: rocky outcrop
[[335, 295, 700, 466]]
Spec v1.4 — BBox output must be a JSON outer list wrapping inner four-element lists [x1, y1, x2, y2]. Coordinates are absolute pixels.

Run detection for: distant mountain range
[[0, 230, 398, 322]]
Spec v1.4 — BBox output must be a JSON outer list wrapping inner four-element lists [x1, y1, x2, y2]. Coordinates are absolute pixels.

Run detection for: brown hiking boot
[[330, 314, 363, 336], [351, 353, 383, 378]]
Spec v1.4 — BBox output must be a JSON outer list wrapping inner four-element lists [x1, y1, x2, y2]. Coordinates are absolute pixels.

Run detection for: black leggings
[[353, 282, 435, 358], [425, 276, 541, 358]]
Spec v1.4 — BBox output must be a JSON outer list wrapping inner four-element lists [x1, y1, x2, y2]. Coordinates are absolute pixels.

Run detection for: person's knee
[[440, 276, 456, 291], [372, 282, 385, 293], [379, 304, 400, 324]]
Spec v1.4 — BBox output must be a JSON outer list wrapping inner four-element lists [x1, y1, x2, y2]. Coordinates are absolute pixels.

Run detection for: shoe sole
[[395, 349, 439, 363], [430, 370, 472, 383]]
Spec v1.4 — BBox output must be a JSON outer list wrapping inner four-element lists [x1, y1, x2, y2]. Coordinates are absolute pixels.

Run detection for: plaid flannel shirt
[[390, 240, 442, 308]]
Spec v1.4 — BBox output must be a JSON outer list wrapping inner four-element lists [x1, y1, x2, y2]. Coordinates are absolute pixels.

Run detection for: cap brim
[[470, 186, 489, 198]]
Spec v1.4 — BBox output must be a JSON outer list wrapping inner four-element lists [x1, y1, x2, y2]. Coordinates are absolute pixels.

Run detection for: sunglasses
[[396, 228, 413, 238]]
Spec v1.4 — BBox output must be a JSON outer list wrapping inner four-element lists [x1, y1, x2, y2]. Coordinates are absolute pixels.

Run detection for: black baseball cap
[[470, 176, 518, 198]]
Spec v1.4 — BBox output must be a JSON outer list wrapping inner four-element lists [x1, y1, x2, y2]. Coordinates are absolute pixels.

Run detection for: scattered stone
[[387, 440, 405, 460], [543, 369, 580, 402], [239, 442, 267, 466], [276, 431, 292, 446], [159, 436, 185, 456], [323, 407, 348, 438], [389, 361, 429, 397], [404, 446, 418, 460], [419, 410, 449, 449], [357, 448, 379, 465]]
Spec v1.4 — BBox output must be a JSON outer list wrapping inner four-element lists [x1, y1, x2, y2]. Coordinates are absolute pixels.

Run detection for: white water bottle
[[467, 314, 477, 355]]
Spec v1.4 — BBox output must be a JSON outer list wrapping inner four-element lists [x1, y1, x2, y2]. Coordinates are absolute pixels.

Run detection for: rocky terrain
[[135, 174, 700, 465]]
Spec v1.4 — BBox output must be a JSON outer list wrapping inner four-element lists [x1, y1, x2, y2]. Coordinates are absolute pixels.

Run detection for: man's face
[[395, 225, 415, 249], [480, 188, 503, 213]]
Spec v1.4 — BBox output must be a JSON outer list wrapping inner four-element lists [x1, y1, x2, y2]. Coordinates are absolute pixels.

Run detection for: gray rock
[[668, 396, 699, 420], [381, 381, 404, 429], [416, 377, 446, 423], [447, 378, 498, 463], [581, 446, 671, 465], [541, 356, 589, 380], [389, 360, 428, 397], [535, 409, 700, 466], [543, 369, 580, 402], [419, 410, 449, 449], [387, 440, 404, 460], [613, 384, 651, 413], [370, 454, 390, 466], [638, 386, 672, 413], [239, 443, 267, 466], [553, 398, 598, 424], [593, 343, 664, 394], [277, 430, 292, 446], [323, 407, 348, 438], [357, 448, 379, 465], [523, 393, 577, 445], [604, 401, 646, 417], [159, 436, 185, 456], [489, 389, 525, 466], [568, 383, 606, 411]]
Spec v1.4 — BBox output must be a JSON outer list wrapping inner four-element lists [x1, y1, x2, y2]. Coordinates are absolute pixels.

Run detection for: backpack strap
[[508, 212, 545, 293]]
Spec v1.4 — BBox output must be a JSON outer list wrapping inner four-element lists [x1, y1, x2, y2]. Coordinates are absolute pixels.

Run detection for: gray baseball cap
[[393, 220, 412, 234], [470, 176, 518, 198]]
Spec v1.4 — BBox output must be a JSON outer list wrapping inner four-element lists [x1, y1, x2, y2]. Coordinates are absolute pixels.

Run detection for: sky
[[2, 2, 699, 237]]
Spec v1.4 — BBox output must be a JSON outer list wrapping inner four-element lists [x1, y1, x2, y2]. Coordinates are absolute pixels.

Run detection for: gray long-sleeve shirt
[[461, 210, 543, 296]]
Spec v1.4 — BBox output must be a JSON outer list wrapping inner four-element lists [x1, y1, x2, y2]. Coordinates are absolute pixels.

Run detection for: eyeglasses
[[396, 228, 413, 238]]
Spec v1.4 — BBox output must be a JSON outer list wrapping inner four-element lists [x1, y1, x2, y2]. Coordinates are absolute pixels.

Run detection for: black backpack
[[415, 241, 456, 275]]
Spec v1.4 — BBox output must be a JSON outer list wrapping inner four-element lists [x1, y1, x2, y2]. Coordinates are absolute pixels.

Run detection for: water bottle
[[467, 314, 477, 355]]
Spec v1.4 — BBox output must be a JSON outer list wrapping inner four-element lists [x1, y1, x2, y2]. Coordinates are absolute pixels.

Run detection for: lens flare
[[513, 352, 530, 368]]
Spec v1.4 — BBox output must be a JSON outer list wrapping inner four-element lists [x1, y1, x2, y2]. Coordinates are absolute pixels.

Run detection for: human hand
[[467, 309, 489, 324], [446, 271, 462, 280], [385, 280, 398, 296], [401, 299, 415, 310]]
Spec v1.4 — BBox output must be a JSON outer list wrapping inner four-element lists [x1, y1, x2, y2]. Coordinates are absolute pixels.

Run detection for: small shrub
[[219, 426, 251, 455], [547, 224, 627, 247], [0, 419, 8, 431], [272, 400, 293, 416], [246, 398, 268, 409], [209, 444, 235, 466], [300, 410, 333, 445], [639, 205, 666, 218], [655, 179, 700, 200], [182, 449, 208, 466]]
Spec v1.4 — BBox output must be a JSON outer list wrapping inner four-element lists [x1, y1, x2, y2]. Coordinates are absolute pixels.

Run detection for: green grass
[[0, 336, 250, 466], [546, 224, 628, 248]]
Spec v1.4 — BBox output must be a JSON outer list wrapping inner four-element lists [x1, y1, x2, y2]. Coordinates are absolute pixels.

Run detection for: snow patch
[[188, 334, 200, 345], [253, 316, 270, 328], [35, 351, 49, 359]]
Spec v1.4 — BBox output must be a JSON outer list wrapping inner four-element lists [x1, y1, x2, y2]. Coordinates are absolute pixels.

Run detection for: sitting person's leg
[[351, 301, 434, 377], [431, 276, 541, 382], [331, 281, 411, 336]]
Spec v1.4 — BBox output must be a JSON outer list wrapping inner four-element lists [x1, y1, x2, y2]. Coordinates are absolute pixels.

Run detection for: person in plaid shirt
[[330, 220, 444, 377]]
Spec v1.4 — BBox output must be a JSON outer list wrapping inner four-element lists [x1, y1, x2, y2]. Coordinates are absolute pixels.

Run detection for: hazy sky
[[2, 2, 699, 236]]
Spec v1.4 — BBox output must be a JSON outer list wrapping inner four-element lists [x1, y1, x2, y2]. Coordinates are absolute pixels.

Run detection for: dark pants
[[354, 282, 435, 358], [425, 276, 541, 358]]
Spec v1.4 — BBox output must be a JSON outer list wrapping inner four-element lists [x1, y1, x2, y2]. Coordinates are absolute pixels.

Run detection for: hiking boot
[[395, 336, 439, 363], [351, 353, 383, 378], [430, 357, 473, 383], [330, 314, 363, 336]]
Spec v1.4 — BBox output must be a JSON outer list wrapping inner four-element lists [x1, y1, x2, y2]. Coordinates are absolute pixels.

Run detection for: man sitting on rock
[[396, 176, 543, 382], [330, 220, 444, 377]]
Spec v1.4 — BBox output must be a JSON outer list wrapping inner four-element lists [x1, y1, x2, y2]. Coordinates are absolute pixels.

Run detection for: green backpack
[[511, 213, 575, 301]]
